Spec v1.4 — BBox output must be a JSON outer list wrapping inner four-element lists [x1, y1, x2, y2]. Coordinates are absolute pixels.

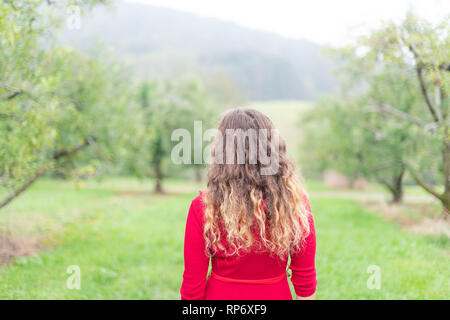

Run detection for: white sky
[[124, 0, 449, 45]]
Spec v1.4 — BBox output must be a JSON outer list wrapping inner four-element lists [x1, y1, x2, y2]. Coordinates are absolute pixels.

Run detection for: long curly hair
[[203, 108, 310, 259]]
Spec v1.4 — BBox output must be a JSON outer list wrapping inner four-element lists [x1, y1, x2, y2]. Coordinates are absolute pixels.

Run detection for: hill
[[63, 1, 335, 101]]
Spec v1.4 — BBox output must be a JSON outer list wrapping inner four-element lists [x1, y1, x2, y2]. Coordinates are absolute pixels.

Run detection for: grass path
[[0, 178, 448, 299]]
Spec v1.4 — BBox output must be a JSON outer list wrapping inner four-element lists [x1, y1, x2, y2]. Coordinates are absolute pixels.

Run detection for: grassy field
[[0, 102, 447, 299], [0, 177, 448, 299]]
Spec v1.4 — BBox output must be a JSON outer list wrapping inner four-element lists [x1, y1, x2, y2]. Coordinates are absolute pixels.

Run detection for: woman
[[180, 108, 316, 300]]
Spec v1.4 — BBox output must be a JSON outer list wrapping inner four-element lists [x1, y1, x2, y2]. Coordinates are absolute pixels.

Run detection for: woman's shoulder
[[189, 190, 206, 218], [192, 190, 205, 205]]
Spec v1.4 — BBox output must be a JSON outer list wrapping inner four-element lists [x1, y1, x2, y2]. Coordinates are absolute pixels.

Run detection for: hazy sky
[[124, 0, 449, 45]]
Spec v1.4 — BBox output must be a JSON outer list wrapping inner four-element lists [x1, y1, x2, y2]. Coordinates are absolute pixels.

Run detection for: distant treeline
[[63, 1, 335, 101]]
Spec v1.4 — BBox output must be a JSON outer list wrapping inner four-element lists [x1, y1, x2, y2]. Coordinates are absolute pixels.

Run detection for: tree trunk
[[391, 170, 404, 204], [378, 167, 405, 204], [391, 187, 403, 204], [154, 157, 163, 194], [442, 198, 449, 217]]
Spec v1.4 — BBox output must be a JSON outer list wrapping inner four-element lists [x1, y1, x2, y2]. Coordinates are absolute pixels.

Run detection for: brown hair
[[203, 108, 310, 259]]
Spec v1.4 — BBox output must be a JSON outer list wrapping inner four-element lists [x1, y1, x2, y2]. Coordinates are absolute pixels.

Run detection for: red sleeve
[[180, 196, 210, 300], [289, 197, 317, 297]]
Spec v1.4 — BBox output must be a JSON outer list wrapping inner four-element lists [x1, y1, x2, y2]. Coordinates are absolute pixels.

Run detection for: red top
[[180, 192, 317, 300]]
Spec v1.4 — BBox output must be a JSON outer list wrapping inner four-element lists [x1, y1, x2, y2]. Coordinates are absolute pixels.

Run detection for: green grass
[[0, 177, 448, 299], [313, 198, 448, 299], [305, 179, 434, 198]]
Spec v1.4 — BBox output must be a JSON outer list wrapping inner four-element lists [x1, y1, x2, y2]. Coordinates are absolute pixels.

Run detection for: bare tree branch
[[376, 177, 394, 192], [368, 161, 402, 172], [0, 83, 24, 100], [366, 104, 426, 126], [52, 139, 91, 160], [405, 42, 441, 122], [0, 90, 23, 100], [0, 168, 47, 209], [0, 113, 21, 121], [416, 63, 440, 122], [0, 84, 40, 103], [406, 162, 444, 201]]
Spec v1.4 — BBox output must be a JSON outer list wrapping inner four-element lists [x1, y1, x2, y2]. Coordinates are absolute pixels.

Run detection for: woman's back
[[180, 108, 317, 300], [180, 192, 316, 300]]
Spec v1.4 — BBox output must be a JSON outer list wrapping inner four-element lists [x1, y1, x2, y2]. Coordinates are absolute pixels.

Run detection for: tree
[[357, 13, 449, 213], [301, 12, 449, 208], [0, 0, 143, 209], [138, 78, 217, 193], [301, 94, 408, 203]]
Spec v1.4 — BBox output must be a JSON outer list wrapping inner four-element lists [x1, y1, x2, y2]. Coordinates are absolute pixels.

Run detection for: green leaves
[[129, 77, 217, 182], [302, 12, 449, 205], [0, 0, 136, 206]]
